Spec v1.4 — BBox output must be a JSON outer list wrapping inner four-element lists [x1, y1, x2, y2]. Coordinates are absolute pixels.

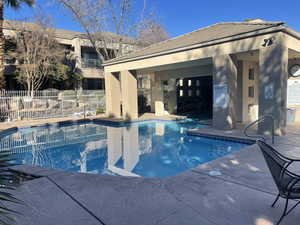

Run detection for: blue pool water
[[0, 120, 249, 178]]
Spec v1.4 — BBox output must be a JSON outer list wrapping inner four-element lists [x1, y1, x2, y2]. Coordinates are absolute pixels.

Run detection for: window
[[180, 90, 184, 97], [188, 90, 193, 96], [81, 52, 101, 68], [188, 80, 192, 87], [248, 86, 254, 98], [196, 80, 200, 86], [196, 90, 200, 96], [249, 68, 255, 80], [179, 79, 183, 87]]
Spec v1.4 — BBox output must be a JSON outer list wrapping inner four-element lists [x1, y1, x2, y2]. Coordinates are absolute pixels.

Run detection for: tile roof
[[104, 20, 290, 65], [3, 20, 148, 46], [4, 20, 82, 40]]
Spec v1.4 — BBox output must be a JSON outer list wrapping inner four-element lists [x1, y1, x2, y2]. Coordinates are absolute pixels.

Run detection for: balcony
[[81, 58, 102, 68]]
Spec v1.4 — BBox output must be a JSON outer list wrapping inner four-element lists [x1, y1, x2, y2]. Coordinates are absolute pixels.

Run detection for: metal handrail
[[243, 114, 275, 144]]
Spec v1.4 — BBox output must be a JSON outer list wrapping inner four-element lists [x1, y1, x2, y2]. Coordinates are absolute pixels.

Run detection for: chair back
[[257, 140, 293, 194]]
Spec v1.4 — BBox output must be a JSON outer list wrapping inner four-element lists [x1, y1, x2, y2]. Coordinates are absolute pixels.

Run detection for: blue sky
[[5, 0, 300, 38]]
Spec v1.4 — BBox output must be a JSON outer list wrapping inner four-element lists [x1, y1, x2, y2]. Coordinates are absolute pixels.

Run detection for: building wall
[[236, 61, 243, 122], [240, 61, 259, 123], [287, 58, 300, 122], [3, 24, 143, 90]]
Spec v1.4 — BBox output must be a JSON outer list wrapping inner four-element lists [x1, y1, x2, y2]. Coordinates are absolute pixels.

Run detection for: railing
[[81, 58, 102, 68], [243, 114, 275, 144], [0, 90, 105, 122]]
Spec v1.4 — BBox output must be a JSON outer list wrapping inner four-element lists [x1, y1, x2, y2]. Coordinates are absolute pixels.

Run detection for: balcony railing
[[81, 58, 102, 68]]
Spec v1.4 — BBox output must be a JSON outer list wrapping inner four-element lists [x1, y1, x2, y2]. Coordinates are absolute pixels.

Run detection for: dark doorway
[[177, 76, 213, 118]]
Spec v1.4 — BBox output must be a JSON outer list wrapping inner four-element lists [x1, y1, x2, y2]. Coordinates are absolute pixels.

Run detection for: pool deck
[[3, 120, 300, 225]]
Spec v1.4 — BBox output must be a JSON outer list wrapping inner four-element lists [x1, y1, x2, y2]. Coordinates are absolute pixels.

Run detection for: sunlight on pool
[[0, 120, 249, 178]]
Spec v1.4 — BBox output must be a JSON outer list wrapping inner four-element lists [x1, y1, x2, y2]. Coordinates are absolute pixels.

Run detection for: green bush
[[96, 108, 105, 114]]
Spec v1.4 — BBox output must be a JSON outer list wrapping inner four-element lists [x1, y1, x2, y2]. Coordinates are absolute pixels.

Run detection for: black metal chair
[[257, 140, 300, 225]]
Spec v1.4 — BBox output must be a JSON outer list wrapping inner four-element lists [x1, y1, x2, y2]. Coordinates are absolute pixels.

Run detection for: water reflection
[[0, 121, 248, 178]]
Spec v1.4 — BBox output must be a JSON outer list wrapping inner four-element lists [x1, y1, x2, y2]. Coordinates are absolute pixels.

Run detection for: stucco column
[[165, 78, 177, 114], [212, 54, 238, 130], [104, 72, 121, 118], [259, 40, 288, 135], [120, 70, 138, 120], [151, 73, 165, 116], [73, 38, 82, 68]]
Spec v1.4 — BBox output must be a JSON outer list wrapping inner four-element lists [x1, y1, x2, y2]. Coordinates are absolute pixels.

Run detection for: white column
[[104, 72, 121, 118], [120, 70, 138, 120], [73, 38, 82, 69], [151, 73, 165, 116]]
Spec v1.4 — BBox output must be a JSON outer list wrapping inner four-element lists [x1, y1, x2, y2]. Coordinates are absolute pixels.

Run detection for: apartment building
[[3, 20, 148, 90]]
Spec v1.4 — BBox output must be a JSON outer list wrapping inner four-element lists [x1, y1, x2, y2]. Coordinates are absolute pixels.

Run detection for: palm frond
[[0, 149, 24, 225]]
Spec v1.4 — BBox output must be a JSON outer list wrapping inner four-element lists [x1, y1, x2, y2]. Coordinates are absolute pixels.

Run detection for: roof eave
[[282, 27, 300, 40], [103, 26, 287, 67]]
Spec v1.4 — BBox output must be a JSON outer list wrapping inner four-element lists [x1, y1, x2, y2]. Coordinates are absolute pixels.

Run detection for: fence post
[[61, 98, 63, 117], [84, 104, 86, 119]]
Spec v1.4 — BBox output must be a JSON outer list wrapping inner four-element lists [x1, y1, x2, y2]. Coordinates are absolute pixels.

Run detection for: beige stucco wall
[[287, 58, 300, 122], [258, 34, 288, 135], [240, 61, 259, 123], [4, 27, 140, 80], [285, 34, 300, 53], [156, 65, 212, 80], [81, 68, 104, 79], [120, 70, 138, 120], [213, 54, 238, 130], [105, 72, 121, 118]]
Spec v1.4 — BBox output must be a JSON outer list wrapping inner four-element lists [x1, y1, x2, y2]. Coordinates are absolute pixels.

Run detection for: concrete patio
[[4, 122, 300, 225]]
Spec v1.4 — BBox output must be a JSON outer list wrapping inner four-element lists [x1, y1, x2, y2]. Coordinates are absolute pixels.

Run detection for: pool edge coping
[[187, 130, 256, 145], [3, 117, 256, 179]]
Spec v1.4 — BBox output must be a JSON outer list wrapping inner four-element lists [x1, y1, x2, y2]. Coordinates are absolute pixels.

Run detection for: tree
[[7, 19, 77, 95], [57, 0, 165, 62], [138, 20, 169, 43], [48, 52, 83, 90], [0, 0, 35, 90]]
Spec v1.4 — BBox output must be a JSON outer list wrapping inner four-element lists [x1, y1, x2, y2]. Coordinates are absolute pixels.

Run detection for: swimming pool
[[0, 119, 249, 178]]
